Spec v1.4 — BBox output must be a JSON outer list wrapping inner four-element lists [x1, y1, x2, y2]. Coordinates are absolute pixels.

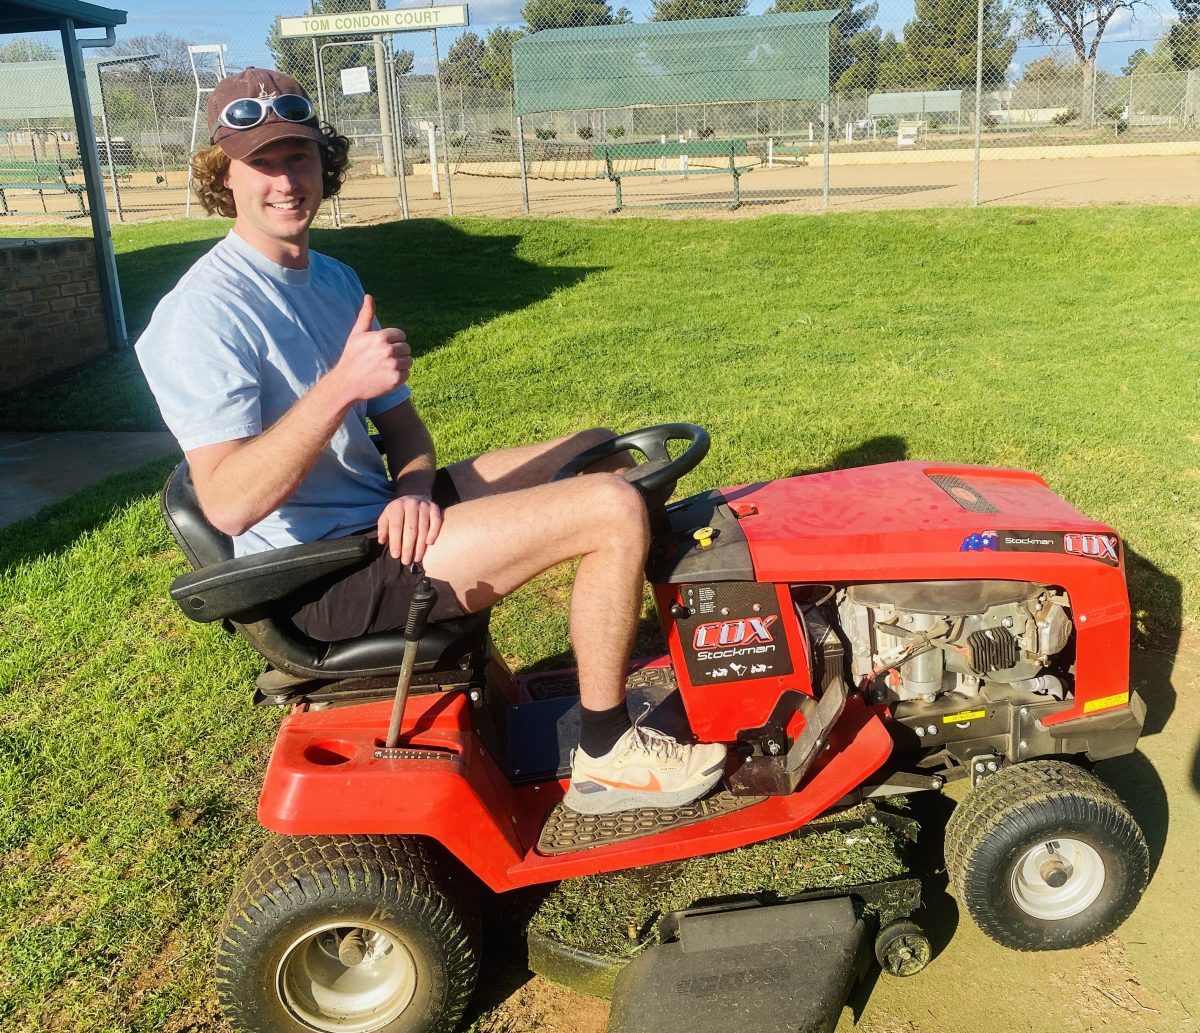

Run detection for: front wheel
[[215, 835, 479, 1033], [944, 760, 1148, 951]]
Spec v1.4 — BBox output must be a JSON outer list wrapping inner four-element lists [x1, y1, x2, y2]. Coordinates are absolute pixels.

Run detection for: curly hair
[[190, 125, 351, 219]]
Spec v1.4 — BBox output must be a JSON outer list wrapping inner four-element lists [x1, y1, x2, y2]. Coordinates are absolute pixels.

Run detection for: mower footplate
[[607, 896, 867, 1033], [538, 789, 766, 855]]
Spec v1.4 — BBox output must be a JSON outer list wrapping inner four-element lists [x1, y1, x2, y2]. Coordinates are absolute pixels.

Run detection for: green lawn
[[1, 207, 1198, 1029]]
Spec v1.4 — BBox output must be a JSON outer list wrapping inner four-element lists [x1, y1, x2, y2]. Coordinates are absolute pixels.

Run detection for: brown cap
[[207, 67, 325, 160]]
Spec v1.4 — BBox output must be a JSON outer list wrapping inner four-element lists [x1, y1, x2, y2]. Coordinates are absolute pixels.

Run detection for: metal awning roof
[[0, 0, 125, 34]]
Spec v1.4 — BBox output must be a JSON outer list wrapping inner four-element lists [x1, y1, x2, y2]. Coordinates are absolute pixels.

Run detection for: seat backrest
[[160, 460, 490, 683], [162, 460, 233, 570]]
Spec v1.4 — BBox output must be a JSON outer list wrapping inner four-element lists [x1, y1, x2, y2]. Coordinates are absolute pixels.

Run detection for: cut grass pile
[[526, 803, 909, 959], [1, 206, 1197, 1029]]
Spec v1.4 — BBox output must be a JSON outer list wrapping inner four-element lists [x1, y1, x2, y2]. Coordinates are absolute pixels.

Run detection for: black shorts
[[287, 468, 466, 642]]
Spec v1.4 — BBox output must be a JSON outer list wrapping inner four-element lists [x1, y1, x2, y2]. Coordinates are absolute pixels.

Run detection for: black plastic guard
[[607, 896, 867, 1033], [169, 535, 375, 623]]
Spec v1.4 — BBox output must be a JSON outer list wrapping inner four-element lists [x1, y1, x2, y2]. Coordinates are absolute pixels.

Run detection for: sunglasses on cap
[[216, 94, 316, 131]]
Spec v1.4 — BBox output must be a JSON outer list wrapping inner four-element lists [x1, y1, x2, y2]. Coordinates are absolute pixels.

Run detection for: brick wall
[[0, 237, 111, 389]]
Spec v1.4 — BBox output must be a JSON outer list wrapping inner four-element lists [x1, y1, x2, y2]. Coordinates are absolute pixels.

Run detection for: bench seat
[[0, 163, 86, 217], [591, 139, 752, 212]]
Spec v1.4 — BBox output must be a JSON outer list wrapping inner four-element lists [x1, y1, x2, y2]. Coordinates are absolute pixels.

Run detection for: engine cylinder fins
[[967, 626, 1022, 675], [847, 580, 1042, 617]]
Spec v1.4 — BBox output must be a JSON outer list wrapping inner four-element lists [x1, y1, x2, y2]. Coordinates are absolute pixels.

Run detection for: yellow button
[[693, 526, 715, 549]]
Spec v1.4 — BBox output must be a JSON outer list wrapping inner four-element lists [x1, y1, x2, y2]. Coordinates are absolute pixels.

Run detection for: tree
[[1022, 52, 1073, 80], [900, 0, 1017, 91], [522, 0, 618, 32], [481, 28, 524, 91], [650, 0, 747, 19], [1123, 35, 1183, 75], [769, 0, 883, 90], [0, 36, 57, 61], [1167, 0, 1200, 70], [266, 0, 413, 100], [1020, 0, 1151, 126], [439, 31, 488, 89], [111, 33, 194, 78], [1121, 47, 1148, 75]]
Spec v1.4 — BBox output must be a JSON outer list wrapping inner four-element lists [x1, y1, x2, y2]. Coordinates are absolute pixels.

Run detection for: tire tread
[[214, 835, 478, 1033], [944, 761, 1147, 951]]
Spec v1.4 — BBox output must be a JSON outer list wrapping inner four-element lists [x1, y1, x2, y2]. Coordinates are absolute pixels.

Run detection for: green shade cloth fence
[[512, 12, 837, 116]]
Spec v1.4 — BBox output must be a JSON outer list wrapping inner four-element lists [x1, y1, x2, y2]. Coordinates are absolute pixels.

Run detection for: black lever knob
[[404, 563, 438, 642]]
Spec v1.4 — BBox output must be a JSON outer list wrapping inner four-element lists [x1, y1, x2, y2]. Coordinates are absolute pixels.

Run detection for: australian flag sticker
[[960, 530, 998, 552]]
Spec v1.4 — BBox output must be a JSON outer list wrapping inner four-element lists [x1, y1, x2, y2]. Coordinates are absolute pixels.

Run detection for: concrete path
[[0, 431, 178, 530]]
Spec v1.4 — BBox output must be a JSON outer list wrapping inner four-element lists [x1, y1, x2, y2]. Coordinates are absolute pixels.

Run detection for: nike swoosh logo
[[588, 771, 662, 792]]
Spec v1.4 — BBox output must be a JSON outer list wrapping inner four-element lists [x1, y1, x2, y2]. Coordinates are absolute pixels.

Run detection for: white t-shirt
[[136, 230, 410, 556]]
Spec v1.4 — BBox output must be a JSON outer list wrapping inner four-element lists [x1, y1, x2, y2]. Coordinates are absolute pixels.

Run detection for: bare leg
[[421, 471, 647, 711], [444, 427, 632, 502], [432, 430, 728, 815]]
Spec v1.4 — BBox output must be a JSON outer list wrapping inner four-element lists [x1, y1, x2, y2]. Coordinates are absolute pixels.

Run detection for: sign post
[[279, 5, 470, 218]]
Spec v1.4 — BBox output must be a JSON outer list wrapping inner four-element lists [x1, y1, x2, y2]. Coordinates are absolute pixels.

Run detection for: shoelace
[[626, 702, 686, 761]]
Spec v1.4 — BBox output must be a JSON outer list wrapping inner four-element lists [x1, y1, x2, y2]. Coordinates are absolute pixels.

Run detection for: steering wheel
[[550, 423, 710, 505]]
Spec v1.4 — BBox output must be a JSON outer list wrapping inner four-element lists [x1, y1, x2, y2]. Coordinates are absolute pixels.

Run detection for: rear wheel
[[215, 835, 479, 1033], [945, 760, 1148, 951]]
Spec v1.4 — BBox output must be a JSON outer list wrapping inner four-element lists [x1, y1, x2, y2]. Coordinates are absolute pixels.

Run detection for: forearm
[[197, 371, 356, 536], [386, 417, 437, 497]]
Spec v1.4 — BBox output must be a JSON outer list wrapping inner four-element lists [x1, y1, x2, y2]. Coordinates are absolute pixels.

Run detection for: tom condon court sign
[[279, 5, 469, 37]]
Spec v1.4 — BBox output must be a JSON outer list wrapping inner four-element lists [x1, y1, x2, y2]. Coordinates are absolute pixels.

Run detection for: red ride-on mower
[[163, 424, 1149, 1033]]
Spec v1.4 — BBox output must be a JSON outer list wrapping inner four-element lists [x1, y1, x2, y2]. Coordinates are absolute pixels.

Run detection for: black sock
[[579, 701, 632, 757]]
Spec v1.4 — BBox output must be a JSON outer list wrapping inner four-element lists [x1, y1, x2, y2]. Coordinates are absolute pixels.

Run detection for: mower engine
[[837, 580, 1073, 704]]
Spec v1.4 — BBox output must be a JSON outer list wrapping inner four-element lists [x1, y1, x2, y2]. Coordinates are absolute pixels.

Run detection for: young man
[[137, 68, 725, 816]]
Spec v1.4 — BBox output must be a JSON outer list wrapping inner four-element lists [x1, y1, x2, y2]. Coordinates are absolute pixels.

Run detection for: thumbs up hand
[[332, 294, 412, 402]]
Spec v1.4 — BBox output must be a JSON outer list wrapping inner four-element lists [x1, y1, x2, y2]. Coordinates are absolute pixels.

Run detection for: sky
[[49, 0, 1186, 78]]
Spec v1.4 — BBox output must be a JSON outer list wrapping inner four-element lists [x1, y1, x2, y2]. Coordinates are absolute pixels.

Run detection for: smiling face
[[223, 138, 323, 268]]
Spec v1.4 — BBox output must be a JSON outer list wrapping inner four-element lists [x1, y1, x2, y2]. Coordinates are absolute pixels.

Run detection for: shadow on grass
[[1099, 546, 1181, 877], [844, 791, 960, 1021], [0, 220, 600, 433], [795, 434, 910, 475], [0, 455, 177, 576]]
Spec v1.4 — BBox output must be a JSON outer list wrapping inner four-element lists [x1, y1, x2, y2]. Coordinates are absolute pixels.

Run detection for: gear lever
[[383, 564, 438, 750]]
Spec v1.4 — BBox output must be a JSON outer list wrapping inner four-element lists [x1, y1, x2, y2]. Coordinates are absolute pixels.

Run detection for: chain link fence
[[1, 0, 1197, 222]]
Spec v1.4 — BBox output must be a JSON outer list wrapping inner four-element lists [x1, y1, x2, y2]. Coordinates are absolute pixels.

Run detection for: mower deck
[[606, 890, 918, 1033]]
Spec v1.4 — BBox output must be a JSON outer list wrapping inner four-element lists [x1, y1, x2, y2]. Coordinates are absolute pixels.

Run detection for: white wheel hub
[[1010, 838, 1105, 921], [278, 921, 417, 1032]]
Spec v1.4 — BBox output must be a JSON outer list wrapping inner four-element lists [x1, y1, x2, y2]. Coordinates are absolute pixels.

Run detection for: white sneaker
[[564, 706, 727, 816]]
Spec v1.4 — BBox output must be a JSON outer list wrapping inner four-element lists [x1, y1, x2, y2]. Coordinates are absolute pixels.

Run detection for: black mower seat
[[162, 461, 489, 682]]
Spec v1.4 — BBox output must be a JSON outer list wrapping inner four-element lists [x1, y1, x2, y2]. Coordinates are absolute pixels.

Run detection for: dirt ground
[[3, 150, 1198, 226], [466, 637, 1200, 1033]]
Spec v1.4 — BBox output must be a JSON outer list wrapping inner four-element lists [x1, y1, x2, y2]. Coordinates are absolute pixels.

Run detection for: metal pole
[[314, 43, 343, 228], [516, 113, 529, 214], [973, 0, 985, 206], [822, 102, 830, 211], [370, 0, 396, 177], [430, 27, 455, 215], [95, 67, 123, 222], [146, 69, 167, 181], [388, 43, 410, 220], [58, 19, 127, 350]]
